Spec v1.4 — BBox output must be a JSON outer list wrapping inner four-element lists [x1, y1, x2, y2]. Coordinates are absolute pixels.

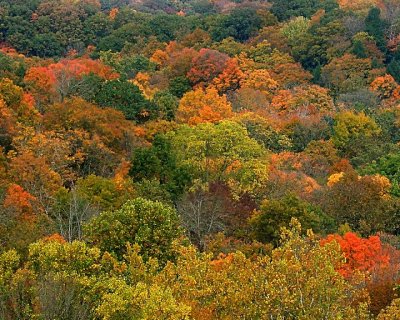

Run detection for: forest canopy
[[0, 0, 400, 318]]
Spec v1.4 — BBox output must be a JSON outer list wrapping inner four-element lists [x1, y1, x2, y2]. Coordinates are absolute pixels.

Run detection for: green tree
[[30, 33, 64, 57], [271, 0, 338, 21], [387, 50, 400, 82], [75, 174, 132, 211], [84, 198, 183, 262], [130, 135, 193, 201], [361, 153, 400, 196], [351, 40, 368, 58], [72, 72, 104, 102], [168, 76, 191, 98], [94, 79, 155, 121], [166, 121, 269, 198], [83, 12, 113, 46], [153, 91, 178, 120], [234, 113, 292, 152], [332, 111, 381, 151], [365, 7, 387, 53], [100, 51, 156, 79], [250, 194, 333, 245], [100, 0, 129, 10], [320, 170, 397, 235], [331, 111, 387, 166], [209, 8, 262, 42]]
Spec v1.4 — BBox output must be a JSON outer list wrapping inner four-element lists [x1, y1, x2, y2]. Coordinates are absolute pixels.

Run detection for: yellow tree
[[241, 69, 279, 98], [377, 299, 400, 319], [332, 111, 381, 149], [154, 219, 370, 319]]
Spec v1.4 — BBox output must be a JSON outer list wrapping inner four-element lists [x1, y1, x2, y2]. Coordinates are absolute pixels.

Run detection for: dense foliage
[[0, 0, 400, 318]]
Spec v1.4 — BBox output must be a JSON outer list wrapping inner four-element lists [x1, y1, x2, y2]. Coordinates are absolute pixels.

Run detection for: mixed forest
[[0, 0, 400, 318]]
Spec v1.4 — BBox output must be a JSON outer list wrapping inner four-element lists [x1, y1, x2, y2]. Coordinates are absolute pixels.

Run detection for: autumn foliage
[[322, 232, 400, 314], [176, 86, 233, 125], [321, 232, 390, 277], [0, 0, 400, 318]]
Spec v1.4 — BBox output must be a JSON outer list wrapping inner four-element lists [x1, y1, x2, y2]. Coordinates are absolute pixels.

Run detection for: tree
[[250, 194, 333, 245], [212, 58, 245, 94], [302, 140, 340, 179], [180, 28, 212, 50], [270, 85, 335, 122], [365, 7, 387, 52], [370, 74, 398, 99], [51, 187, 97, 242], [212, 37, 246, 57], [321, 232, 400, 314], [34, 0, 100, 53], [133, 72, 161, 100], [166, 121, 269, 198], [95, 279, 191, 320], [0, 98, 16, 151], [25, 58, 118, 104], [321, 54, 378, 95], [24, 66, 57, 106], [378, 299, 400, 319], [84, 198, 183, 262], [332, 111, 381, 151], [95, 79, 155, 121], [0, 51, 26, 85], [281, 16, 311, 46], [322, 232, 391, 277], [361, 153, 400, 196], [233, 112, 292, 152], [43, 97, 137, 153], [83, 12, 113, 45], [176, 86, 232, 125], [0, 238, 189, 319], [177, 187, 230, 250], [8, 151, 62, 214], [271, 0, 338, 21], [75, 174, 133, 212], [0, 249, 20, 316], [350, 33, 385, 65], [338, 0, 375, 11], [154, 46, 198, 79], [168, 76, 191, 98], [159, 220, 370, 319], [0, 178, 55, 254], [352, 39, 368, 58], [100, 0, 129, 10], [187, 48, 229, 87], [219, 8, 262, 42], [0, 78, 24, 110], [319, 169, 396, 235], [241, 69, 279, 98], [387, 52, 400, 83], [3, 184, 38, 217], [130, 134, 193, 201], [152, 90, 178, 120], [269, 61, 312, 88]]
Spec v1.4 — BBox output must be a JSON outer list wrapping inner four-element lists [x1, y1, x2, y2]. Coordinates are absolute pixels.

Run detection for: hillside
[[0, 0, 400, 318]]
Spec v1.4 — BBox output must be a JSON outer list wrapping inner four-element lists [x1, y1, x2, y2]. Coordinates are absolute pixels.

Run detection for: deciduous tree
[[176, 87, 232, 125]]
